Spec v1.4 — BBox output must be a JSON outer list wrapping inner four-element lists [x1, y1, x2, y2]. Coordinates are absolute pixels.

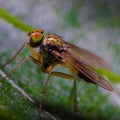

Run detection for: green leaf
[[95, 67, 120, 83], [0, 8, 34, 32]]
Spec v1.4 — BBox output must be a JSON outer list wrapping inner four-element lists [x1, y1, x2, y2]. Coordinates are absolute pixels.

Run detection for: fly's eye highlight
[[32, 32, 43, 42], [28, 29, 44, 47]]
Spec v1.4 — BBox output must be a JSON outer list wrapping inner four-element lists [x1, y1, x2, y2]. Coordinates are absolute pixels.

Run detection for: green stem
[[0, 8, 34, 32]]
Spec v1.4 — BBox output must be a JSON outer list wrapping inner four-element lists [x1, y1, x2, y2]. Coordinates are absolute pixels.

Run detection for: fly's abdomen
[[78, 72, 96, 84]]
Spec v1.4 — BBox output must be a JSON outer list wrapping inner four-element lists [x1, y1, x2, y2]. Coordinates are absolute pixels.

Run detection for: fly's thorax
[[43, 34, 63, 46], [39, 34, 68, 72], [42, 34, 68, 52]]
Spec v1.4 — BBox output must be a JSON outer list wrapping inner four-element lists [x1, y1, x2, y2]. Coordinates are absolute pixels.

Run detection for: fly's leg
[[73, 77, 78, 120], [1, 42, 42, 68], [51, 72, 78, 120], [1, 43, 26, 68], [0, 55, 41, 82], [0, 42, 43, 81], [51, 50, 78, 119], [38, 66, 53, 120]]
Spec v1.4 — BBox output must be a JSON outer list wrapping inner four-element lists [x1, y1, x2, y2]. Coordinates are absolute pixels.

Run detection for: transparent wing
[[64, 41, 111, 70], [52, 42, 113, 91], [59, 50, 113, 91]]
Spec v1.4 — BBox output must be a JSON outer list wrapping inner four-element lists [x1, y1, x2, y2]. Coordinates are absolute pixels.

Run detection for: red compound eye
[[28, 29, 44, 47]]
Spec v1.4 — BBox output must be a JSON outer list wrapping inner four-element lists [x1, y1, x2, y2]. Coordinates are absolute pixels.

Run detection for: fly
[[0, 29, 113, 120]]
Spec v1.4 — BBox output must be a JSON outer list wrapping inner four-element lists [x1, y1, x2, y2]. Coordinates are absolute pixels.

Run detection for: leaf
[[0, 8, 34, 32], [95, 67, 120, 83]]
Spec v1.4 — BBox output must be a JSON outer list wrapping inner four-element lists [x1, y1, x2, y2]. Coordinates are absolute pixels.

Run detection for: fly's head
[[27, 29, 44, 47]]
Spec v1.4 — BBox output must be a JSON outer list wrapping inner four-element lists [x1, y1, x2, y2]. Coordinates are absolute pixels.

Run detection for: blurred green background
[[0, 0, 120, 120]]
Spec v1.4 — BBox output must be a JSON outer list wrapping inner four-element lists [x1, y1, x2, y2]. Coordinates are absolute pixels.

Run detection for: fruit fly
[[0, 29, 113, 120]]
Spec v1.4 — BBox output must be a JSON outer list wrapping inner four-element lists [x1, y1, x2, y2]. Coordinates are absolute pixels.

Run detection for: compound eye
[[28, 29, 44, 47]]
